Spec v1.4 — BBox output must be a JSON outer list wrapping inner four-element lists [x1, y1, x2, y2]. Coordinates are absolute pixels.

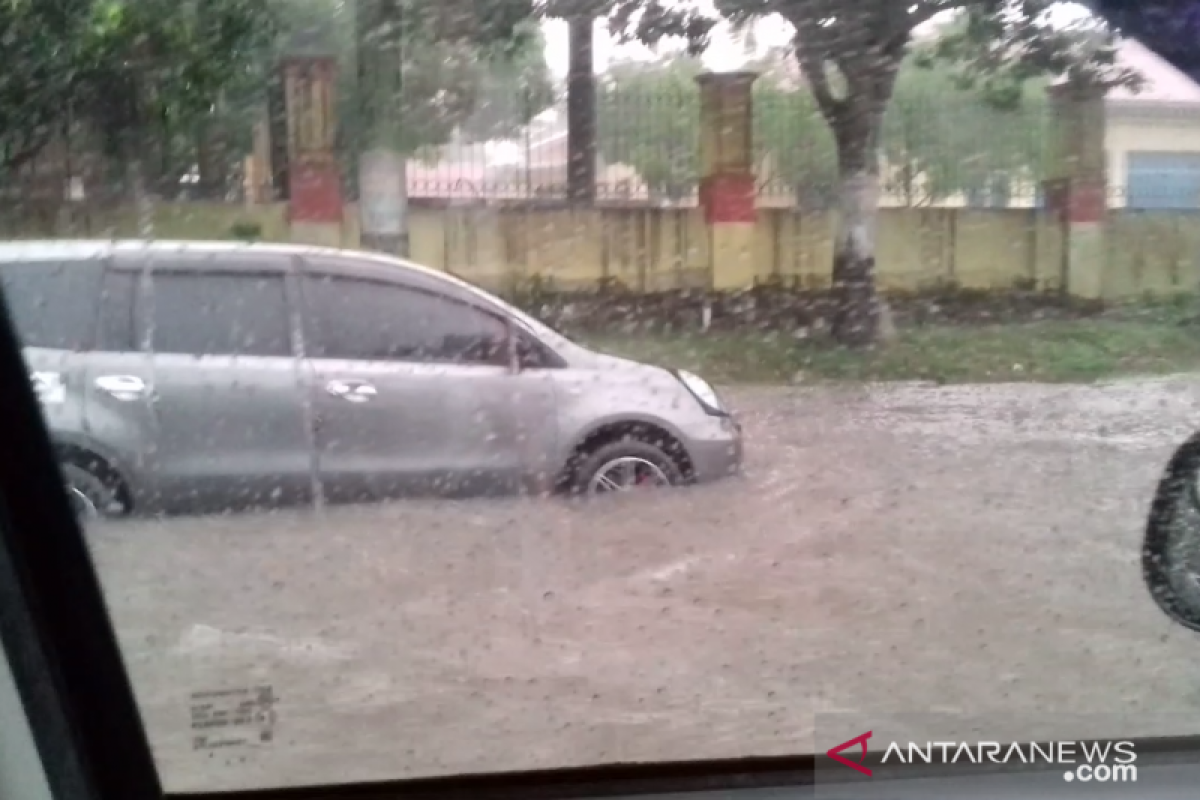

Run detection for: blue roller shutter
[[1126, 151, 1200, 210]]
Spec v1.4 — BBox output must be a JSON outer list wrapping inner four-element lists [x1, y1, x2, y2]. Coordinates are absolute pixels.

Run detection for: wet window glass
[[4, 0, 1200, 795], [304, 275, 508, 365], [151, 272, 291, 357], [96, 270, 137, 352], [0, 261, 102, 350]]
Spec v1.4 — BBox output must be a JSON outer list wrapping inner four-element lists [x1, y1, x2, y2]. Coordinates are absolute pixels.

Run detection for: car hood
[[569, 346, 673, 378]]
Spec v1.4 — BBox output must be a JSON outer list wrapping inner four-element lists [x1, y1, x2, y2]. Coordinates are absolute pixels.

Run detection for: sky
[[540, 3, 1096, 79]]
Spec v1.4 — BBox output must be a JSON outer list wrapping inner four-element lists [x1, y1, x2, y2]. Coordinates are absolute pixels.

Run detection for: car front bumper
[[685, 415, 744, 484]]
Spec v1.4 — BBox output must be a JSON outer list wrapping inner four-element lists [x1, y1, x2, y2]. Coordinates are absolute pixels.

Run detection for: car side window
[[149, 271, 291, 357], [303, 274, 508, 365], [95, 270, 137, 352], [0, 260, 103, 350]]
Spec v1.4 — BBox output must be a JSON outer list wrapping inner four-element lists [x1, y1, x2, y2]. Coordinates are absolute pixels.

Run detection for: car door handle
[[95, 375, 148, 402], [325, 379, 378, 403]]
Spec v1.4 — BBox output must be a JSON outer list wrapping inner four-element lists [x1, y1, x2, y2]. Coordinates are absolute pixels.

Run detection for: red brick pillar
[[1043, 84, 1107, 298], [282, 56, 344, 246], [696, 71, 759, 289]]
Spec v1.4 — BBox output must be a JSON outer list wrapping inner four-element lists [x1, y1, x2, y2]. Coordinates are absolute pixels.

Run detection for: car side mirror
[[514, 336, 541, 371], [1143, 430, 1200, 632]]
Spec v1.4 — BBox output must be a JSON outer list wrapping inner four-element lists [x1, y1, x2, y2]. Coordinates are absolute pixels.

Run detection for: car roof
[[0, 237, 546, 325], [0, 238, 467, 287], [0, 239, 590, 361], [0, 239, 421, 267]]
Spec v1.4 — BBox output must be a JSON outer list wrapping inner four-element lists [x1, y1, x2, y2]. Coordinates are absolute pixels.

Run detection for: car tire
[[61, 461, 122, 520], [570, 439, 685, 497]]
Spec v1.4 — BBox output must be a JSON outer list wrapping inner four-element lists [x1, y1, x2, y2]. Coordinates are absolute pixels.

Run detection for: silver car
[[3, 240, 743, 516]]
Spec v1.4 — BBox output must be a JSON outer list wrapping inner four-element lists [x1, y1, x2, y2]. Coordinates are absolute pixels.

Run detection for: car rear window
[[0, 260, 103, 351]]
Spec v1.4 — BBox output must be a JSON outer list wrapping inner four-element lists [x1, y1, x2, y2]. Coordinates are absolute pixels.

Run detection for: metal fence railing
[[752, 87, 1056, 210], [9, 77, 1200, 212]]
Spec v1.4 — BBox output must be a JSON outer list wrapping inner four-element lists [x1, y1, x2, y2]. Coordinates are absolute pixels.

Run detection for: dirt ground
[[86, 379, 1200, 792]]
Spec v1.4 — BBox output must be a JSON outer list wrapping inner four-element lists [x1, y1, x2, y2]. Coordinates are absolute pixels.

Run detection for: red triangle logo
[[827, 731, 873, 776]]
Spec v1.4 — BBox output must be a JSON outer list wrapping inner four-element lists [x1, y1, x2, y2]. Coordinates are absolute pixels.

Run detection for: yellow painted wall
[[1107, 212, 1200, 295], [3, 200, 1197, 299]]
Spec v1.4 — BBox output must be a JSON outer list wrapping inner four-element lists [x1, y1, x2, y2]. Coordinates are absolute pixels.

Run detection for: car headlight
[[675, 369, 726, 416], [31, 371, 65, 405]]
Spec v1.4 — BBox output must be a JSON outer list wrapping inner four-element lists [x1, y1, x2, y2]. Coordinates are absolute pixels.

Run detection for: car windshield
[[6, 0, 1200, 794]]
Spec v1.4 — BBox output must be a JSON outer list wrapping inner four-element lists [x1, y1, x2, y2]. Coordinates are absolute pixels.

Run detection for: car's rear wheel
[[61, 461, 123, 520], [572, 439, 684, 496]]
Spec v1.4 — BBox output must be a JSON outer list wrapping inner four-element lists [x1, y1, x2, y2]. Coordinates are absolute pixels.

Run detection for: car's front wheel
[[572, 439, 685, 496], [61, 461, 123, 521]]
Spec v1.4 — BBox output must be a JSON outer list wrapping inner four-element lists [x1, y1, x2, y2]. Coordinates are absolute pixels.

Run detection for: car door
[[0, 257, 155, 502], [74, 261, 157, 501], [137, 253, 312, 512], [298, 263, 532, 500]]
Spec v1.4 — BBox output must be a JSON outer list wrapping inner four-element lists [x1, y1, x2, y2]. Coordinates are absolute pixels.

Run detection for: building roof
[[1105, 38, 1200, 103]]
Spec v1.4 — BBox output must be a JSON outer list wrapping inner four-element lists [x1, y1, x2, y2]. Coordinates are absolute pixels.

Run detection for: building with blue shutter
[[1104, 40, 1200, 211]]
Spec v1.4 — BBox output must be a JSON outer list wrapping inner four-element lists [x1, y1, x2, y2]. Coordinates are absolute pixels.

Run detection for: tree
[[458, 26, 557, 143], [0, 0, 95, 176], [753, 71, 839, 207], [590, 0, 1138, 346], [596, 58, 702, 201], [879, 58, 1051, 206], [0, 0, 270, 195], [280, 0, 550, 254], [594, 49, 1051, 211], [265, 1, 553, 163], [74, 0, 278, 217]]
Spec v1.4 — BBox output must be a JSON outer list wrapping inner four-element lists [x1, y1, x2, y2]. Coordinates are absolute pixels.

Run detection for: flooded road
[[87, 378, 1200, 791]]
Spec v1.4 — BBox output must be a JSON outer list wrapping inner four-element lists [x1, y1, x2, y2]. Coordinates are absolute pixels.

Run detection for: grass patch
[[576, 315, 1200, 385]]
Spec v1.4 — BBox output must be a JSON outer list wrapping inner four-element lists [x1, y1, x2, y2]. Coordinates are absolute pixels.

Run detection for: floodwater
[[87, 379, 1200, 791]]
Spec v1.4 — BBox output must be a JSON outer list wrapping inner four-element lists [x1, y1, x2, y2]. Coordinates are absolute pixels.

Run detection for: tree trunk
[[830, 127, 886, 347], [357, 0, 409, 256], [566, 16, 596, 204], [127, 156, 154, 239], [196, 121, 230, 201]]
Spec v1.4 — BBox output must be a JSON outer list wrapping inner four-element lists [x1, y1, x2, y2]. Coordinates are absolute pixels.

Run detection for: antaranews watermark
[[824, 730, 1137, 783], [879, 738, 1137, 782]]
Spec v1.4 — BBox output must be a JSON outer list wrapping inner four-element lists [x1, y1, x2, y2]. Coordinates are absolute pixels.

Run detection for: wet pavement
[[86, 379, 1200, 792]]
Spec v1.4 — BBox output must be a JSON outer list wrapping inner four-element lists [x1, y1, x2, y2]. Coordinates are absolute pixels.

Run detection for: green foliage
[[583, 316, 1200, 384], [78, 0, 278, 158], [599, 54, 1050, 208], [276, 0, 554, 156], [0, 0, 274, 190], [229, 220, 263, 240], [0, 0, 95, 172], [0, 0, 548, 185], [0, 0, 270, 175], [753, 75, 838, 206], [597, 58, 702, 200], [458, 26, 558, 143], [880, 60, 1052, 205], [594, 1, 1139, 167], [590, 0, 1142, 343]]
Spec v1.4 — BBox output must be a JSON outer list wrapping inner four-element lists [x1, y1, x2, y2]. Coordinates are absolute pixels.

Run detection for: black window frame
[[94, 266, 139, 353]]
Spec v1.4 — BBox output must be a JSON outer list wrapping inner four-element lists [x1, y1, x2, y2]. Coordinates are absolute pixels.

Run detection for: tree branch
[[908, 1, 964, 31], [794, 35, 844, 123], [0, 126, 54, 178], [884, 1, 971, 50]]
